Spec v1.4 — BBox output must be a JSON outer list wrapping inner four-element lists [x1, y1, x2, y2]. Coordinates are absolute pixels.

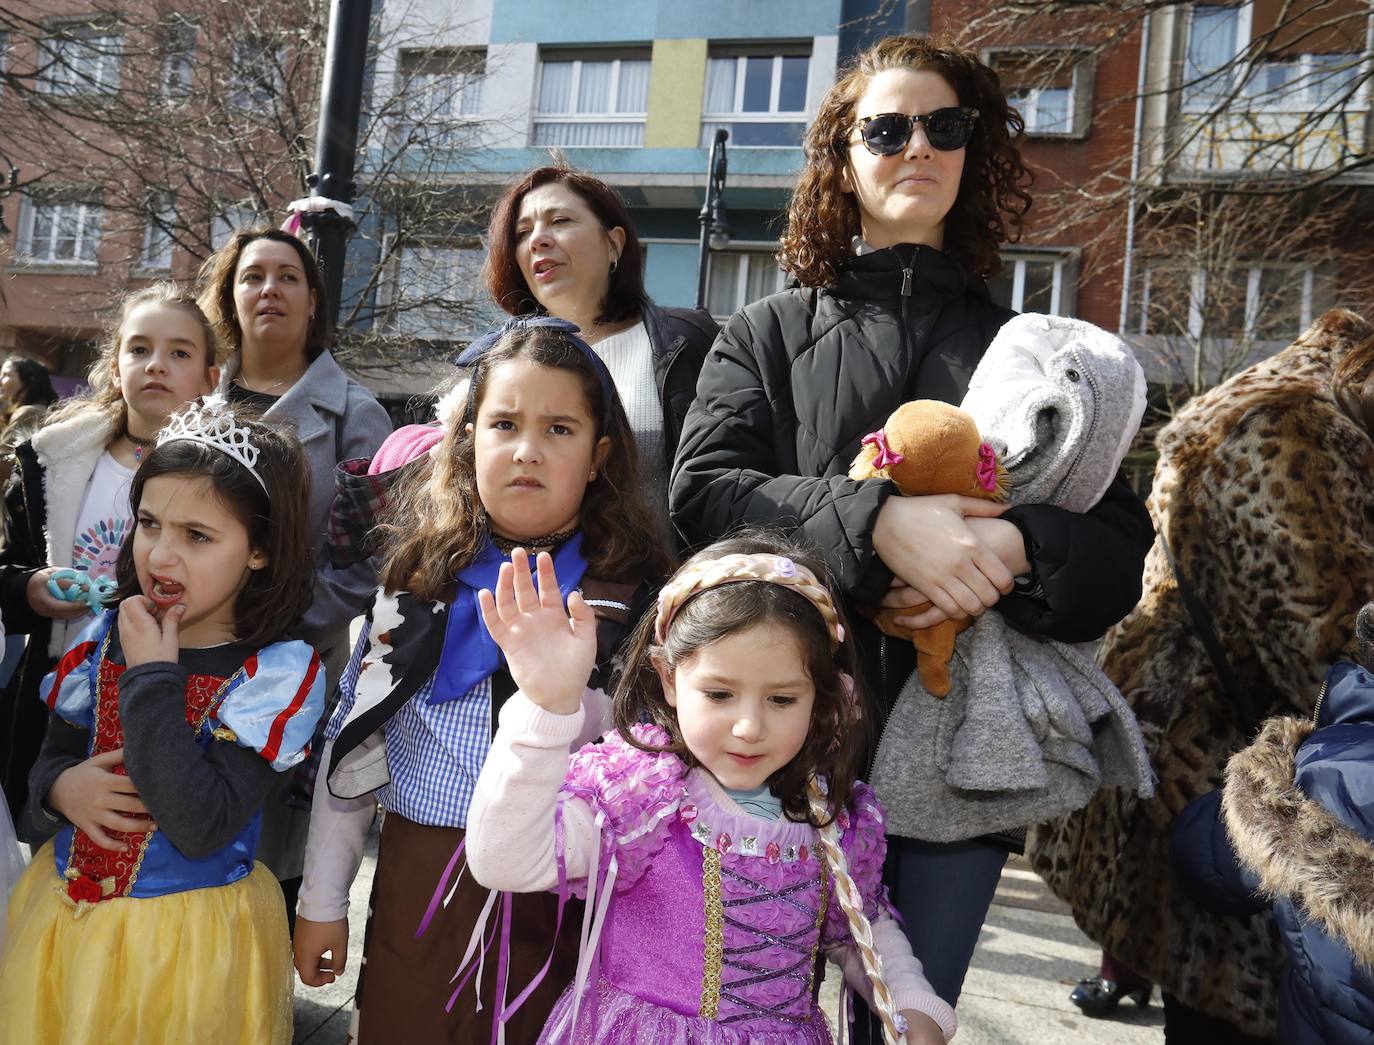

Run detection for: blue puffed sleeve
[[38, 611, 113, 731], [211, 639, 326, 772]]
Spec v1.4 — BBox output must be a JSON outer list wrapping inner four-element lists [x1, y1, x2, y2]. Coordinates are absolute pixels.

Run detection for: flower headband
[[655, 553, 846, 651], [453, 315, 617, 423]]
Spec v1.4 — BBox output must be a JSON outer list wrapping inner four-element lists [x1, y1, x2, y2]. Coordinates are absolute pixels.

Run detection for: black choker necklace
[[124, 430, 156, 462], [490, 528, 576, 555]]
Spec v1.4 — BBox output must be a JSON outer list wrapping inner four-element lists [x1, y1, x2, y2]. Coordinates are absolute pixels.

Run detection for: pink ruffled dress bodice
[[542, 725, 890, 1044]]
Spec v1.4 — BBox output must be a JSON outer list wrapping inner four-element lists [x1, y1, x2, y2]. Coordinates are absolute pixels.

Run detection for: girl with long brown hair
[[292, 319, 667, 1043]]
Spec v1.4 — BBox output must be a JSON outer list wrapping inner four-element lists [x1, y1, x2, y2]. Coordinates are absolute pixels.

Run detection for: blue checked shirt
[[326, 624, 492, 828]]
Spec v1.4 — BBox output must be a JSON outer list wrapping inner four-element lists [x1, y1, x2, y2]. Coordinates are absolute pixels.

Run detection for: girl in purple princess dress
[[467, 534, 956, 1045]]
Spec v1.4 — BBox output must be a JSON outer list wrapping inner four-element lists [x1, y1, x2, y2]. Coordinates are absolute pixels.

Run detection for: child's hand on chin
[[119, 597, 185, 668], [901, 1010, 946, 1045], [478, 549, 597, 716]]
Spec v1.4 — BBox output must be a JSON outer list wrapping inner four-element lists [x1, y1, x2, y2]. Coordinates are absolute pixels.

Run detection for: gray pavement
[[291, 835, 1165, 1043]]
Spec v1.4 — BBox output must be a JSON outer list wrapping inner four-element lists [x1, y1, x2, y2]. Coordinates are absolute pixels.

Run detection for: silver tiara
[[156, 393, 269, 493]]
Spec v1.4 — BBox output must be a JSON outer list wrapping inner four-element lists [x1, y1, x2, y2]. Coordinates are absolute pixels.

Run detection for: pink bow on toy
[[862, 429, 905, 470], [976, 442, 999, 492]]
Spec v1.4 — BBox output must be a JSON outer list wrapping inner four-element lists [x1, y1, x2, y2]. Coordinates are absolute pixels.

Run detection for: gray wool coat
[[221, 349, 392, 649]]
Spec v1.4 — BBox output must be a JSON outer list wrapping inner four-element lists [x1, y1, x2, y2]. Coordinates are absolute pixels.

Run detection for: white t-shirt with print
[[59, 450, 135, 649]]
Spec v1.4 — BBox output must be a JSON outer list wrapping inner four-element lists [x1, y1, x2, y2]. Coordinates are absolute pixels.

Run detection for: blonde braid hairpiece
[[655, 554, 845, 649], [807, 778, 906, 1045]]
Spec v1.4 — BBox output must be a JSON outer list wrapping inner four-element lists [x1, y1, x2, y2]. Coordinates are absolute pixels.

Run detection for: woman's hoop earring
[[609, 257, 618, 275]]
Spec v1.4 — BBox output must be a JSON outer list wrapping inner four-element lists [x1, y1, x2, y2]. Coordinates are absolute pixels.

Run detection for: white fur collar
[[30, 411, 116, 655]]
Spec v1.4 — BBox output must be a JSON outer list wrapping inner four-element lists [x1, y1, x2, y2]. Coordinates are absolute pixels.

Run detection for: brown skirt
[[356, 812, 583, 1044]]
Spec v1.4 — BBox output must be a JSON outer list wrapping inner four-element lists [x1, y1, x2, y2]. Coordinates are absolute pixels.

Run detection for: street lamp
[[695, 128, 731, 312]]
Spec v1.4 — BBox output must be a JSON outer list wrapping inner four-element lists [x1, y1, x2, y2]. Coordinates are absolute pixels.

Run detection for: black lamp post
[[694, 128, 731, 312], [297, 0, 372, 326]]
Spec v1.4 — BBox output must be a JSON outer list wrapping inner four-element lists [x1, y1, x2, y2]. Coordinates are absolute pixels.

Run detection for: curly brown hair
[[377, 325, 669, 600], [779, 35, 1033, 286]]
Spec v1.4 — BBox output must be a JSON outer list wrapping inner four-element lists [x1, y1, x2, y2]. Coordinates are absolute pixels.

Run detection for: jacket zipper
[[900, 266, 913, 298], [1312, 678, 1328, 724]]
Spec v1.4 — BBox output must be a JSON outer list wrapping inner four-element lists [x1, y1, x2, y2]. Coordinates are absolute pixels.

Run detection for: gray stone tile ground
[[291, 836, 1165, 1043]]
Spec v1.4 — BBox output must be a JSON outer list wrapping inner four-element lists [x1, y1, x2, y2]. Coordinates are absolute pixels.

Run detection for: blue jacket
[[1172, 660, 1374, 1045]]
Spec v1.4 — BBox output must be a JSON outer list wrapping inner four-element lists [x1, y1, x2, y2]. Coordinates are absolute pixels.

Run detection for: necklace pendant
[[133, 445, 143, 463]]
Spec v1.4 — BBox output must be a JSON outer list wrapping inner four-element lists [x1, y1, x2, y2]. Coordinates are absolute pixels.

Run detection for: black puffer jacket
[[670, 243, 1153, 718]]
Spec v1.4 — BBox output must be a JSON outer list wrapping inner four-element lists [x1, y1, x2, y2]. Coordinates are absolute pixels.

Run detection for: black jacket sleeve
[[25, 713, 92, 833], [669, 309, 896, 603], [118, 661, 278, 859], [998, 473, 1154, 643], [0, 450, 45, 634]]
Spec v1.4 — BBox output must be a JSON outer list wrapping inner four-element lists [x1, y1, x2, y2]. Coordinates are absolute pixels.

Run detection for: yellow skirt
[[0, 841, 293, 1044]]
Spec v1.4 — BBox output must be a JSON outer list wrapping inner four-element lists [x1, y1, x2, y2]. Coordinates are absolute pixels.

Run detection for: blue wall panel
[[644, 240, 703, 309]]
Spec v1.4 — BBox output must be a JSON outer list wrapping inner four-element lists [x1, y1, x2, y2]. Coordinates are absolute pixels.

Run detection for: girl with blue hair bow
[[293, 319, 669, 1043]]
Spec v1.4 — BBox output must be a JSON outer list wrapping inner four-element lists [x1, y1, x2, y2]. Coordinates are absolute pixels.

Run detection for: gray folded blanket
[[870, 612, 1155, 841]]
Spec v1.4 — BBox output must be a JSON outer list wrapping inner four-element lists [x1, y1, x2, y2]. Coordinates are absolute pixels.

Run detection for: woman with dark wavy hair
[[670, 35, 1153, 1031]]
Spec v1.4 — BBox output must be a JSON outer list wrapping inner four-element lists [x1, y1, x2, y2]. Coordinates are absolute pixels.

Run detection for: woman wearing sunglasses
[[671, 34, 1152, 1032]]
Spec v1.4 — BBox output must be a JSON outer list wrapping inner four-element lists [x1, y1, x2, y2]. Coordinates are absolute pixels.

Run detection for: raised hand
[[119, 596, 183, 668], [47, 748, 154, 851], [477, 549, 597, 715]]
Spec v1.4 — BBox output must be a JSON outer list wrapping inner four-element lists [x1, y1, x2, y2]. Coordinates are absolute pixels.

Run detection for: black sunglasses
[[851, 107, 980, 155]]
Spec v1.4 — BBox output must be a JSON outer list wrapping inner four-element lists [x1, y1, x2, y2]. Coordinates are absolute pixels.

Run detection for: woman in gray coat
[[198, 228, 392, 921]]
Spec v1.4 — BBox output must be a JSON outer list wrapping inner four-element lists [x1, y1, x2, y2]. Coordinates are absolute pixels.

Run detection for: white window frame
[[701, 52, 810, 148], [531, 53, 650, 147], [703, 244, 786, 321], [987, 48, 1093, 138], [1138, 261, 1319, 340], [37, 24, 122, 97], [18, 198, 103, 266], [162, 22, 197, 102], [387, 239, 488, 341], [140, 194, 176, 273], [994, 250, 1077, 315], [1242, 52, 1368, 112], [230, 36, 286, 111], [212, 201, 266, 248]]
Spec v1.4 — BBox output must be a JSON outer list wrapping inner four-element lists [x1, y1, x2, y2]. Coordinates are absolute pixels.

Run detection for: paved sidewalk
[[291, 839, 1164, 1043]]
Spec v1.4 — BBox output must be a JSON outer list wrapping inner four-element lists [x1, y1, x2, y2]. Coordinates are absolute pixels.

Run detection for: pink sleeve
[[297, 738, 378, 922], [465, 692, 601, 893], [557, 722, 688, 897], [828, 913, 957, 1041]]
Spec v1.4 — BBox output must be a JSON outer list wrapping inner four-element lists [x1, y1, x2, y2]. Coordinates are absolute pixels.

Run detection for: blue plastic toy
[[46, 569, 118, 613]]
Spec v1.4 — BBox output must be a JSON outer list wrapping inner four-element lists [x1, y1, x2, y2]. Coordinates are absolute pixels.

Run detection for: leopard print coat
[[1027, 309, 1374, 1036]]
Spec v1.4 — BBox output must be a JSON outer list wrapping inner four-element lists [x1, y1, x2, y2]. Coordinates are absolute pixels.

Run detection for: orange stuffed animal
[[848, 400, 1007, 697]]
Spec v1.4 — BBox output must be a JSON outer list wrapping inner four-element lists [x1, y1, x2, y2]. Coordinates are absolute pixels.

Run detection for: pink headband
[[654, 553, 845, 650]]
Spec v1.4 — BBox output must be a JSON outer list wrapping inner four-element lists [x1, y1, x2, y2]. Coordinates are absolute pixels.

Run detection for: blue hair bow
[[453, 316, 616, 418]]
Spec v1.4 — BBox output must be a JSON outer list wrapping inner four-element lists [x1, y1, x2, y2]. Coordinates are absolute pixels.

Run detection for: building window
[[141, 195, 176, 272], [702, 51, 809, 147], [162, 22, 196, 102], [231, 36, 285, 110], [705, 248, 785, 320], [389, 243, 487, 340], [19, 199, 103, 265], [990, 50, 1091, 136], [532, 53, 650, 148], [212, 202, 266, 248], [987, 251, 1077, 315], [37, 25, 121, 96], [1137, 262, 1327, 340], [1242, 52, 1364, 110], [396, 48, 485, 148]]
